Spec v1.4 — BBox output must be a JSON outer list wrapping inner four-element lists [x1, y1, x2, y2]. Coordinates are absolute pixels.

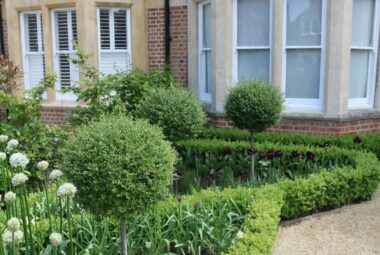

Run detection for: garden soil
[[273, 189, 380, 255]]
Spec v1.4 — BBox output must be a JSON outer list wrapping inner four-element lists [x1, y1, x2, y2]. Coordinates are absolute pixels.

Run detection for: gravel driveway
[[273, 189, 380, 255]]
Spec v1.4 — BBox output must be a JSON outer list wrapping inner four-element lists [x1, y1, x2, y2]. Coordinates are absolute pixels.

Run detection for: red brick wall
[[40, 107, 74, 129], [147, 6, 188, 86], [209, 115, 380, 135]]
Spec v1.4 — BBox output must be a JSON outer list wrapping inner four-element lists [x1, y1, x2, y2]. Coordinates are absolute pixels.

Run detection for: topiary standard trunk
[[120, 217, 128, 255], [250, 129, 255, 183]]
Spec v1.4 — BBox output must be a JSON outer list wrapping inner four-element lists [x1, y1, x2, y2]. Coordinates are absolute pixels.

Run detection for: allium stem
[[250, 129, 255, 184], [18, 188, 29, 255], [43, 175, 53, 232], [66, 198, 74, 255], [22, 186, 35, 255]]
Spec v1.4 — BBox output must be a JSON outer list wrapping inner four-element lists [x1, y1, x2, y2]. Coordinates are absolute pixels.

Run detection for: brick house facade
[[2, 0, 380, 135]]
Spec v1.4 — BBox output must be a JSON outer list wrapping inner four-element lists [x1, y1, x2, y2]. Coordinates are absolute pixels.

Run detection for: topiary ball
[[225, 80, 284, 132], [61, 115, 177, 218], [133, 88, 207, 140]]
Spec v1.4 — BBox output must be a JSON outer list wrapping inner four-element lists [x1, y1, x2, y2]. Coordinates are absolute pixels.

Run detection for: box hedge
[[200, 127, 380, 159]]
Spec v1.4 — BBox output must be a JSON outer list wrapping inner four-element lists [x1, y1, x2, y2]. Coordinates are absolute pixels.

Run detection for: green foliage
[[175, 139, 356, 191], [129, 187, 254, 254], [279, 151, 380, 219], [200, 127, 380, 159], [61, 115, 177, 218], [0, 75, 67, 172], [67, 50, 177, 127], [226, 185, 284, 255], [225, 80, 284, 132], [133, 88, 207, 140]]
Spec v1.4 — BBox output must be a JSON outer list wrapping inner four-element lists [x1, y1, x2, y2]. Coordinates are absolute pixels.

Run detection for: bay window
[[234, 0, 272, 82], [52, 9, 79, 101], [20, 11, 45, 91], [199, 1, 213, 103], [349, 0, 379, 108], [98, 8, 131, 74], [283, 0, 326, 110]]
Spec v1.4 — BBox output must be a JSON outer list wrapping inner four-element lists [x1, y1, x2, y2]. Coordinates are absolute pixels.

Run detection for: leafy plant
[[0, 55, 21, 95], [225, 80, 284, 182], [66, 49, 177, 127], [61, 115, 177, 254], [133, 87, 207, 140]]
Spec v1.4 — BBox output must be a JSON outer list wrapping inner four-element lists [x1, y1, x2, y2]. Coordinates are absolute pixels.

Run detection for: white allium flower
[[236, 230, 244, 240], [9, 153, 29, 169], [0, 135, 8, 143], [0, 152, 6, 161], [11, 173, 29, 187], [49, 169, 63, 181], [49, 232, 63, 247], [57, 183, 77, 198], [4, 191, 16, 204], [6, 139, 19, 152], [2, 230, 23, 244], [2, 230, 12, 244], [14, 230, 24, 243], [7, 218, 20, 232], [37, 160, 49, 171]]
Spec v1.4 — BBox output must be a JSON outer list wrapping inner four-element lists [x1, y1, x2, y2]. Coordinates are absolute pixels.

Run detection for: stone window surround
[[6, 0, 147, 104], [187, 0, 380, 120]]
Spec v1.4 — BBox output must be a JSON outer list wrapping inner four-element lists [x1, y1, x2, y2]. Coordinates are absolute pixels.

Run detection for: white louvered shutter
[[21, 12, 45, 91], [54, 9, 79, 100], [98, 8, 131, 74]]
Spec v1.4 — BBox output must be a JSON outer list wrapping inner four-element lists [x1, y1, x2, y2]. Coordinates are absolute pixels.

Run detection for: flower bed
[[175, 139, 358, 191]]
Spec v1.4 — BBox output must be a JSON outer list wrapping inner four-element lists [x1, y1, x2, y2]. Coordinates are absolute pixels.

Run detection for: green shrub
[[61, 115, 177, 218], [175, 139, 357, 191], [226, 185, 284, 255], [200, 127, 380, 159], [133, 88, 207, 140], [67, 50, 177, 127], [279, 151, 380, 219], [225, 80, 284, 132]]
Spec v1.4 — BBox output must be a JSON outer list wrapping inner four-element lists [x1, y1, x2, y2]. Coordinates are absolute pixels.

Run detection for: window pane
[[25, 14, 39, 52], [350, 50, 370, 98], [203, 3, 212, 48], [238, 49, 270, 82], [237, 0, 270, 46], [286, 0, 322, 46], [71, 11, 77, 45], [99, 9, 111, 50], [204, 50, 213, 94], [114, 9, 128, 49], [352, 0, 375, 47], [56, 11, 69, 51], [286, 49, 321, 99]]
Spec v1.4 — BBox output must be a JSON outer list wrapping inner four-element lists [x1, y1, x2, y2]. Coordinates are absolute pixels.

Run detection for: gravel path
[[273, 189, 380, 255]]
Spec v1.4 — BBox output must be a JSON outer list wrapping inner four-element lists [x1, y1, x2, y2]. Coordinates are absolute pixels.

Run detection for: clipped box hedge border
[[226, 149, 380, 254], [200, 127, 380, 159]]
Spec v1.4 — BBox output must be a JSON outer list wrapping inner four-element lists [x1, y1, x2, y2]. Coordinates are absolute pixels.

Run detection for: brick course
[[40, 107, 74, 129], [209, 115, 380, 135], [147, 6, 188, 86]]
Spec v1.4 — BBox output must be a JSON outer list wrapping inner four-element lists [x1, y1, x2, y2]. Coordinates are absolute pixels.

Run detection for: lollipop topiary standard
[[61, 115, 177, 255], [133, 87, 207, 140], [225, 80, 284, 181]]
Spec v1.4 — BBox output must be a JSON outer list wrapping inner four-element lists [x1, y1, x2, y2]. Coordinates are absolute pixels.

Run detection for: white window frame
[[282, 0, 327, 111], [51, 8, 78, 101], [232, 0, 273, 84], [198, 1, 212, 103], [97, 7, 132, 74], [20, 11, 45, 92], [349, 0, 380, 109]]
